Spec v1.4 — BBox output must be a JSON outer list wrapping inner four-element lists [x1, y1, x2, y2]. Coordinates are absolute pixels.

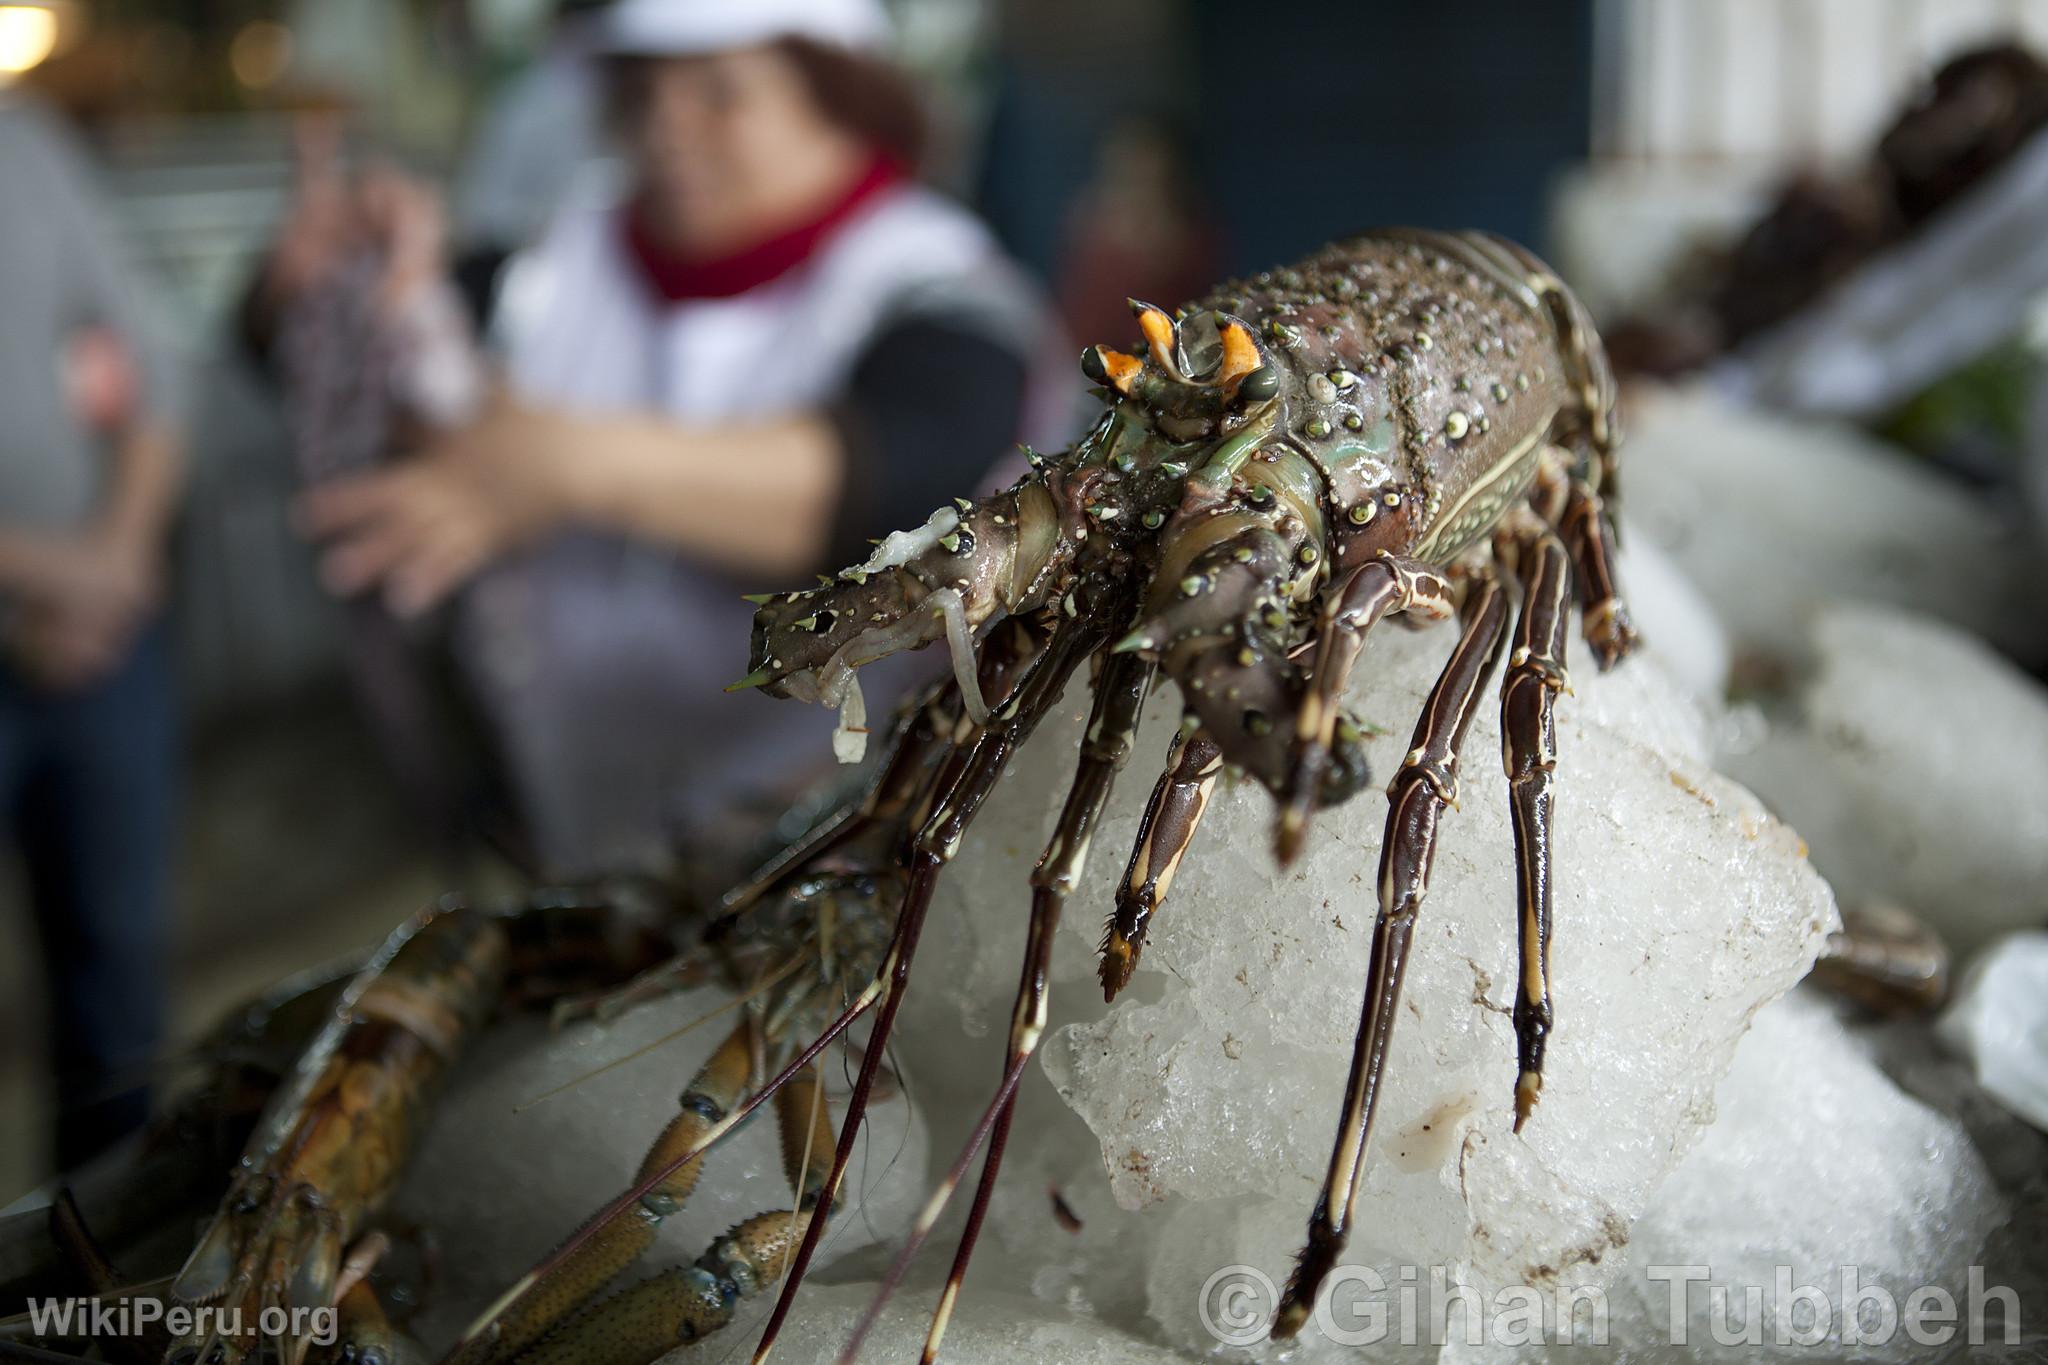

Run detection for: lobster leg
[[1501, 526, 1574, 1131], [1559, 478, 1638, 672], [718, 679, 965, 922], [1273, 571, 1512, 1338], [514, 1060, 840, 1365], [1099, 726, 1224, 1000], [1277, 553, 1458, 862], [327, 1278, 399, 1365], [750, 618, 1099, 1364], [840, 650, 1158, 1363], [448, 976, 888, 1365], [456, 1019, 759, 1364]]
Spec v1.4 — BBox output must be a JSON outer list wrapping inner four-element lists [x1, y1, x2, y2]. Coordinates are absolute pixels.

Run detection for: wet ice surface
[[1722, 607, 2048, 959], [864, 611, 1836, 1361], [1529, 989, 2013, 1363], [763, 1282, 1193, 1364], [1621, 384, 2045, 674], [1938, 931, 2048, 1134]]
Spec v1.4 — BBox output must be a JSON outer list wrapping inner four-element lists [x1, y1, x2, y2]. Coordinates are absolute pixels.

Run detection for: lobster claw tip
[[1098, 931, 1140, 1003], [725, 668, 774, 693], [1273, 804, 1310, 868]]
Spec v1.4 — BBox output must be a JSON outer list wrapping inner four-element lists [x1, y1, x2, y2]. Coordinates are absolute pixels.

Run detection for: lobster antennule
[[1081, 343, 1144, 396], [1092, 305, 1277, 425], [1130, 298, 1179, 372]]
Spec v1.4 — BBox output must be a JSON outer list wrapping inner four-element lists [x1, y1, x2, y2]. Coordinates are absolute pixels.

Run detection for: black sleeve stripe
[[820, 317, 1028, 575]]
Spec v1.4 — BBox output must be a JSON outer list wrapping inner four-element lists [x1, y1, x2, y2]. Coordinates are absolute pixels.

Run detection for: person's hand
[[3, 597, 135, 691], [3, 528, 158, 624], [296, 403, 578, 617], [0, 528, 160, 691]]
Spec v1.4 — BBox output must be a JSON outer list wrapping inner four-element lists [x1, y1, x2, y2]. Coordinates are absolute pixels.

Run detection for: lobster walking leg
[[326, 1278, 399, 1365], [750, 619, 1099, 1364], [1559, 479, 1638, 672], [719, 679, 966, 923], [516, 1059, 840, 1365], [1501, 528, 1574, 1131], [1277, 554, 1458, 862], [460, 1019, 758, 1364], [1099, 727, 1224, 1000], [1273, 572, 1512, 1337], [841, 650, 1158, 1364]]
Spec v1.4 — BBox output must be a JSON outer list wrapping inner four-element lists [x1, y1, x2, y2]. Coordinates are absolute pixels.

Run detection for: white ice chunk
[[876, 602, 1832, 1357], [1725, 607, 2048, 957], [1621, 384, 2045, 671], [1938, 930, 2048, 1132], [1556, 989, 2012, 1362], [1614, 530, 1731, 703]]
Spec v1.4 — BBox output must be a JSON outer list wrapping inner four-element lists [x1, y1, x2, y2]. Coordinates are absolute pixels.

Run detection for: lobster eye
[[1237, 366, 1280, 403], [1080, 346, 1109, 384]]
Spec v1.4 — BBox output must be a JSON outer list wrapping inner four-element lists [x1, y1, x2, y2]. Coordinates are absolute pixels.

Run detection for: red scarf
[[622, 156, 904, 303]]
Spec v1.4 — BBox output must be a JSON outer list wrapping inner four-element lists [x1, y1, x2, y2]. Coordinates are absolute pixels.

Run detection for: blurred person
[[454, 0, 617, 258], [1055, 117, 1222, 359], [0, 93, 186, 1168], [295, 0, 1058, 880]]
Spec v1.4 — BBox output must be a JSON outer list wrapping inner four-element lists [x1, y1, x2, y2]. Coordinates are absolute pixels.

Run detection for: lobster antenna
[[750, 624, 1096, 1364], [849, 642, 1153, 1362], [748, 861, 946, 1364], [833, 1038, 1034, 1362], [511, 954, 806, 1112]]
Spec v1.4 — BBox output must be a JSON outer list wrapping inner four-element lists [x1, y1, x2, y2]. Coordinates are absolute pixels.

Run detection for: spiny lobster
[[711, 226, 1641, 1356]]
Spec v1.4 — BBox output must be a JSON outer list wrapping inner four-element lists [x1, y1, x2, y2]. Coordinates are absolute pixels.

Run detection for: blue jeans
[[0, 623, 176, 1170]]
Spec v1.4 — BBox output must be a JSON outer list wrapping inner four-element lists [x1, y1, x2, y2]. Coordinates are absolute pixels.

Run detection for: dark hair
[[774, 36, 928, 170]]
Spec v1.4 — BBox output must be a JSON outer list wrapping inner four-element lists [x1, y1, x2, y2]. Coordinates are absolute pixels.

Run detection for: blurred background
[[1, 0, 2046, 1210]]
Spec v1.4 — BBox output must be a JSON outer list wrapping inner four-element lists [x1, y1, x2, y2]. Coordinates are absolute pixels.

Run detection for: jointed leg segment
[[1501, 528, 1574, 1131], [1273, 570, 1512, 1336], [1278, 553, 1458, 862], [749, 615, 1103, 1363], [1560, 478, 1637, 672], [1100, 726, 1223, 1000], [844, 648, 1159, 1363]]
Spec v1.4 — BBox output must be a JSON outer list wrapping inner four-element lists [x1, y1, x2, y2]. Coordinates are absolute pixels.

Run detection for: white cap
[[594, 0, 892, 57]]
